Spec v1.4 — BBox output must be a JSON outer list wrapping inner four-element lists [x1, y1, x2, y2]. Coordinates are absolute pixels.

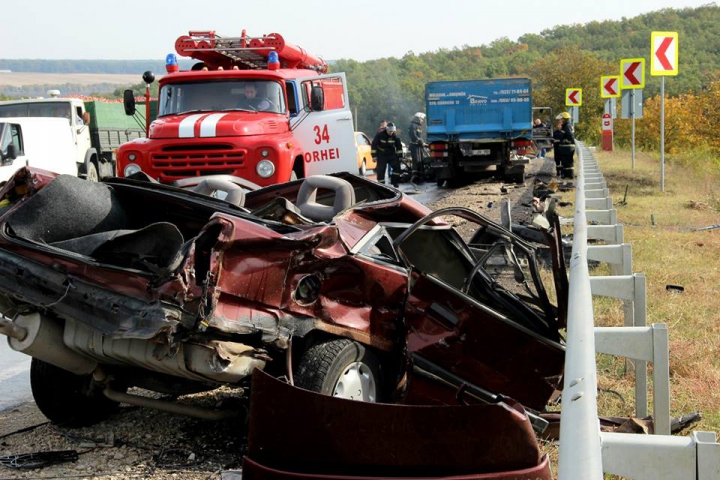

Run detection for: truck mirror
[[2, 144, 17, 165], [310, 85, 324, 111], [123, 90, 136, 116]]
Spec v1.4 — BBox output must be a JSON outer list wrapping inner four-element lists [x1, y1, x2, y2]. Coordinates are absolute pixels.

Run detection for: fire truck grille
[[151, 144, 246, 179]]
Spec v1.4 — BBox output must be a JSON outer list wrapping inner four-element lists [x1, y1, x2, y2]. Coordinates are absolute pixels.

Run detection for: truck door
[[70, 101, 92, 166], [290, 73, 356, 177]]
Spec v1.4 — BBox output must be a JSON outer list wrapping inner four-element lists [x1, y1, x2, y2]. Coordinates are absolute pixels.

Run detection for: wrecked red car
[[0, 167, 566, 426]]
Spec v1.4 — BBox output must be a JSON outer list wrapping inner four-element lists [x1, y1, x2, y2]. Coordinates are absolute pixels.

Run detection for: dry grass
[[590, 149, 720, 432]]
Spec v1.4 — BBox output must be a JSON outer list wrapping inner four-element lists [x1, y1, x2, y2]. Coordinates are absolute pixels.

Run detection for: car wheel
[[359, 160, 367, 177], [295, 339, 381, 402], [86, 162, 99, 182], [30, 358, 120, 427]]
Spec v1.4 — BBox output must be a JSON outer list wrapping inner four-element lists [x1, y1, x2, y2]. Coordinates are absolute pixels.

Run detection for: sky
[[0, 0, 712, 62]]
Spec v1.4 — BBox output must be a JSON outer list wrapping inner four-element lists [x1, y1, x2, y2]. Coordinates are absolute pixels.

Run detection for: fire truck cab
[[117, 31, 356, 186]]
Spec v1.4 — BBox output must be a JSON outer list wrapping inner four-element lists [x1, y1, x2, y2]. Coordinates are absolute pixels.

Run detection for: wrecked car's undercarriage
[[0, 167, 567, 428]]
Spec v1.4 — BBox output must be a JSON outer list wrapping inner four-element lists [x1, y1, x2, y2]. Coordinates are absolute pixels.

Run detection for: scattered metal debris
[[0, 450, 78, 469], [690, 224, 720, 232]]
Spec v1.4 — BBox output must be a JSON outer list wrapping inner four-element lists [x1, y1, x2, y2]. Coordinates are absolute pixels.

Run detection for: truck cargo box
[[426, 78, 532, 143]]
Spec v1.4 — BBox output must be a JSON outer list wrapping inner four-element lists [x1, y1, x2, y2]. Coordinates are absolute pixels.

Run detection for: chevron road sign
[[601, 76, 621, 98], [651, 32, 679, 76], [620, 58, 645, 89], [565, 88, 582, 106]]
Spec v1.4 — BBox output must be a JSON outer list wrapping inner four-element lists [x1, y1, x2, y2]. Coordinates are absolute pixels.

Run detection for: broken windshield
[[158, 80, 286, 116]]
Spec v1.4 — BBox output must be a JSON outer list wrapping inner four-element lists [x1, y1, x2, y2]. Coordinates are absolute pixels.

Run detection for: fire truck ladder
[[175, 30, 328, 73]]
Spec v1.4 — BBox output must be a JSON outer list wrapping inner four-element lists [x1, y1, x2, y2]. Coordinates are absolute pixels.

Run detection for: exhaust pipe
[[0, 317, 28, 341], [6, 313, 96, 375]]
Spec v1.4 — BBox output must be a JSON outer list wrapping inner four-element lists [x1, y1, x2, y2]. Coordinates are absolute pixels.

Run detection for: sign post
[[651, 31, 679, 192], [620, 58, 645, 169]]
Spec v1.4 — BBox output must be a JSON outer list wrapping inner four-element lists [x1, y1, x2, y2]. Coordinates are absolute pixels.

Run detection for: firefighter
[[371, 122, 403, 187], [409, 112, 426, 183], [553, 112, 575, 178]]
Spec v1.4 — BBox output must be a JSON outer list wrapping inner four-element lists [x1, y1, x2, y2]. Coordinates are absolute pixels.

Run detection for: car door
[[290, 73, 356, 177], [393, 208, 565, 410]]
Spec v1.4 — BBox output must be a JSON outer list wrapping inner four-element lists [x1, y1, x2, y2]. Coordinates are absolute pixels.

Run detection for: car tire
[[86, 162, 99, 182], [30, 358, 120, 427], [295, 339, 382, 403], [436, 177, 445, 187], [359, 159, 367, 177]]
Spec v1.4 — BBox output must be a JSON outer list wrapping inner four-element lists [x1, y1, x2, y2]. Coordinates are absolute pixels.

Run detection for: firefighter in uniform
[[409, 112, 426, 183], [552, 112, 575, 178], [371, 122, 403, 187]]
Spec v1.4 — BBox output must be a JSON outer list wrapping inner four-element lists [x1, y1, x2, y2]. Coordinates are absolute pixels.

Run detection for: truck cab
[[0, 118, 77, 183], [117, 31, 356, 187], [0, 95, 114, 180]]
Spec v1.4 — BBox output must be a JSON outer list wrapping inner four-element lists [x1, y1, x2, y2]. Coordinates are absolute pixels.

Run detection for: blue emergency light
[[166, 53, 179, 73], [268, 51, 280, 70]]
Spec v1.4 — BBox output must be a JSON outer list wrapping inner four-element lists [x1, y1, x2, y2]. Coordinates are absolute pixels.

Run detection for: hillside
[[332, 4, 720, 139]]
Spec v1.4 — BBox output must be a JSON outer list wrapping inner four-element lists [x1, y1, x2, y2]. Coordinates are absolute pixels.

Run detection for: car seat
[[295, 176, 356, 222]]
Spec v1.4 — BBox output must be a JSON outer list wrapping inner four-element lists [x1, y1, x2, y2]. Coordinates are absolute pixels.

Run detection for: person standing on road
[[552, 112, 575, 178], [371, 122, 403, 187], [409, 112, 426, 183]]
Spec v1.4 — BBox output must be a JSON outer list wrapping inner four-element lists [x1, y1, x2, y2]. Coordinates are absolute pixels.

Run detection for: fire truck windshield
[[158, 80, 286, 116]]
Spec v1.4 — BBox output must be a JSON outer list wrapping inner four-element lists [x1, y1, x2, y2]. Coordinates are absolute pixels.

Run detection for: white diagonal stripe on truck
[[178, 114, 206, 138], [200, 113, 227, 138]]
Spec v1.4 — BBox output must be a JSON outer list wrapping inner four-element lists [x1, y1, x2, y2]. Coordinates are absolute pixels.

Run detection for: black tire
[[436, 177, 445, 187], [359, 159, 367, 176], [295, 339, 382, 402], [86, 162, 99, 182], [30, 358, 119, 427], [290, 157, 304, 181]]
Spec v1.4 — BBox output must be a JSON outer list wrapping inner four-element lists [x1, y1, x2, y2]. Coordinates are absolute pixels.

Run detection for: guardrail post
[[590, 273, 648, 419], [695, 432, 720, 479], [594, 324, 669, 434]]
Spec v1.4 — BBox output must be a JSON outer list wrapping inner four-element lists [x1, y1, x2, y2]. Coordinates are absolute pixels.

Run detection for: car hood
[[149, 112, 288, 139]]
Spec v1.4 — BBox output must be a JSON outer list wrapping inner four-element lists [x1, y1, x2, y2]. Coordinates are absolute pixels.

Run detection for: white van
[[0, 118, 77, 184]]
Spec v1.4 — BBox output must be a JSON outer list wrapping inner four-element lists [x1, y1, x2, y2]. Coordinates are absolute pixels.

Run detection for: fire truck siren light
[[268, 51, 280, 70], [166, 53, 179, 74]]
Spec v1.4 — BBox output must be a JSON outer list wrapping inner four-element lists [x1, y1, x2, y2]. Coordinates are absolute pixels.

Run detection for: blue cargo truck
[[426, 78, 533, 185]]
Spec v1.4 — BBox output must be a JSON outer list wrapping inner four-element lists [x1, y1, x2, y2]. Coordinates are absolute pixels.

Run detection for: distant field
[[0, 72, 140, 86]]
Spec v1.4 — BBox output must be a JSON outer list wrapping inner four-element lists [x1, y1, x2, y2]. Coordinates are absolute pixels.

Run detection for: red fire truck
[[117, 30, 356, 186]]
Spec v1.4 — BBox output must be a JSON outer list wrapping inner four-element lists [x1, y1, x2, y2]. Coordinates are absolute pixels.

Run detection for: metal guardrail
[[557, 142, 720, 479]]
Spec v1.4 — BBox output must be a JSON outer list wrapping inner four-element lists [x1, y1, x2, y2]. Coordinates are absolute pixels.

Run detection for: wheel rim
[[87, 167, 98, 182], [332, 362, 376, 402]]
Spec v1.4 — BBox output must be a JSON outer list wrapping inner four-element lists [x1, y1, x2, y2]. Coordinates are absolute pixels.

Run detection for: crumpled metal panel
[[246, 370, 549, 479]]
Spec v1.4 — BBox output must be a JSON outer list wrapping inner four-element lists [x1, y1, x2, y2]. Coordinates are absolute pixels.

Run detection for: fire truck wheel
[[295, 338, 382, 403], [30, 358, 121, 427]]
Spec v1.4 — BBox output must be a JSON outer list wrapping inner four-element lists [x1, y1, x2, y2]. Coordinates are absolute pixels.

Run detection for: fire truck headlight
[[124, 164, 142, 177], [256, 160, 275, 178]]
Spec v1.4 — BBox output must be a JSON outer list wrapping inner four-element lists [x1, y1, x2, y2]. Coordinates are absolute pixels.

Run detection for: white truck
[[0, 92, 147, 181], [0, 118, 77, 184]]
